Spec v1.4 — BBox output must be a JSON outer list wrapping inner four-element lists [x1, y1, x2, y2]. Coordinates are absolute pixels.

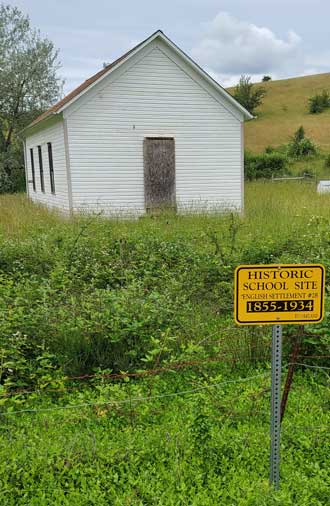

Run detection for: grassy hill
[[229, 73, 330, 153]]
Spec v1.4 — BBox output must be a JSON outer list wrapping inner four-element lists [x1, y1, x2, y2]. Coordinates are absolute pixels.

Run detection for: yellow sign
[[234, 264, 325, 325]]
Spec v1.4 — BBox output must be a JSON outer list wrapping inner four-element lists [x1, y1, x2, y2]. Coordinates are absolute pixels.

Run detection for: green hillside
[[229, 73, 330, 153]]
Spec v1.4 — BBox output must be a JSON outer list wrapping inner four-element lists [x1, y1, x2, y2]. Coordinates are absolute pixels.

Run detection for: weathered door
[[143, 137, 176, 211]]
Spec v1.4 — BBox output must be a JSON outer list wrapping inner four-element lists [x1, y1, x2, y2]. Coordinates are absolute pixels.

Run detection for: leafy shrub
[[262, 75, 272, 82], [309, 95, 324, 114], [288, 126, 317, 158], [324, 153, 330, 169], [0, 230, 243, 376], [308, 90, 330, 114], [0, 331, 65, 407], [291, 138, 317, 157], [233, 75, 266, 115], [244, 151, 288, 180]]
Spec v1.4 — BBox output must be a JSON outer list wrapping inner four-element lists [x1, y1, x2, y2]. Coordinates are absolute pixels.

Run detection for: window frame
[[30, 148, 36, 192], [38, 145, 45, 193], [47, 142, 55, 194]]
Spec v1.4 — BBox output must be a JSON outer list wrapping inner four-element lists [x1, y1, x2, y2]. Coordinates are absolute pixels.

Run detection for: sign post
[[270, 324, 282, 490], [234, 264, 325, 490]]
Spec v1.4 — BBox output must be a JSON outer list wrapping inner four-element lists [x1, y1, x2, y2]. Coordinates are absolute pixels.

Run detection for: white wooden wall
[[25, 122, 70, 211], [65, 39, 244, 214]]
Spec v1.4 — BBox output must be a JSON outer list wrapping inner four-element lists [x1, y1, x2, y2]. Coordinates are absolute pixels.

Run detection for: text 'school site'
[[241, 268, 318, 302]]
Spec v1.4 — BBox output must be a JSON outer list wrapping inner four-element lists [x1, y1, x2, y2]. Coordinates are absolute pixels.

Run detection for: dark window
[[38, 145, 45, 193], [30, 148, 36, 192], [47, 142, 55, 194]]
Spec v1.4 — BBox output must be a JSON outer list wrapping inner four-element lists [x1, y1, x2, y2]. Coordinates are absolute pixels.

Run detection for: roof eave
[[21, 112, 63, 138]]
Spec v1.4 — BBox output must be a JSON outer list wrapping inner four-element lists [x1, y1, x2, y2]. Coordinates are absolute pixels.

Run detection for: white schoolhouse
[[23, 30, 252, 214]]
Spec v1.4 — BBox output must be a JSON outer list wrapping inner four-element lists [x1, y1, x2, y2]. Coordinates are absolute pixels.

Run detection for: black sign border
[[234, 264, 325, 325]]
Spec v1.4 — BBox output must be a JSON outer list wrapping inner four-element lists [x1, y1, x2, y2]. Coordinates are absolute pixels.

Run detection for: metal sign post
[[270, 324, 282, 490]]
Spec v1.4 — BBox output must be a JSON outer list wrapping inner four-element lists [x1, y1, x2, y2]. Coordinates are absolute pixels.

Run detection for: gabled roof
[[26, 30, 252, 131]]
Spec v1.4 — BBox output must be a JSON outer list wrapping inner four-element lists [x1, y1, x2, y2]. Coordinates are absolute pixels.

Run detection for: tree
[[233, 75, 266, 115], [262, 75, 272, 82], [288, 126, 317, 158], [293, 126, 305, 144], [0, 4, 62, 191]]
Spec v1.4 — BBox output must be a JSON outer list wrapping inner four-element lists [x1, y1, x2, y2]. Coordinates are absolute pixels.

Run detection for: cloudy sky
[[6, 0, 330, 94]]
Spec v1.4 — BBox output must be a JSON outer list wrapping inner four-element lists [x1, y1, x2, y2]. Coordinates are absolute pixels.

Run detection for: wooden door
[[143, 137, 176, 211]]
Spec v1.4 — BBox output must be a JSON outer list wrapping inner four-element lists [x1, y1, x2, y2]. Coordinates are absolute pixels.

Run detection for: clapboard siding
[[25, 122, 69, 210], [66, 40, 243, 213]]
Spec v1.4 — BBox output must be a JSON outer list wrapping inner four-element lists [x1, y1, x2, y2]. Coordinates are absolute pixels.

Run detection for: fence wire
[[1, 348, 328, 401], [0, 371, 271, 417], [2, 362, 329, 418]]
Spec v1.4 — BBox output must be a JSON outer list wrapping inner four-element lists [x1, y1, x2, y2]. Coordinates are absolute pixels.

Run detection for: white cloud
[[192, 12, 303, 84]]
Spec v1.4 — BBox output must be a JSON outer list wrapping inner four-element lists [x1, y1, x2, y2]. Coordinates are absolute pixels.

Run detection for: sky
[[6, 0, 330, 95]]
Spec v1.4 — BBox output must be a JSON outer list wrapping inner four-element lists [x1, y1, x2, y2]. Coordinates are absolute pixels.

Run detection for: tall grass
[[0, 193, 64, 238], [2, 181, 330, 245], [246, 180, 330, 239]]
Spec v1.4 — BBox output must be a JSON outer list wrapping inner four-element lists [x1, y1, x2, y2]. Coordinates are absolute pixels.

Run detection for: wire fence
[[0, 371, 272, 416], [0, 354, 328, 503], [0, 341, 328, 493], [0, 360, 329, 418], [0, 348, 328, 400], [292, 362, 330, 371]]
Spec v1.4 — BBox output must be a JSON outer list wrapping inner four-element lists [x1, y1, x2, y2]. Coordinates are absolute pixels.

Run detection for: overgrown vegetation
[[0, 188, 330, 379], [0, 189, 330, 506], [0, 186, 330, 504], [244, 151, 288, 180]]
